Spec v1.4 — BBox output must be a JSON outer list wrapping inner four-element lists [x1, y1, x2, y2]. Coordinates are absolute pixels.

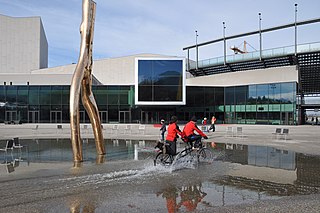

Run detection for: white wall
[[186, 66, 298, 87], [0, 14, 48, 74]]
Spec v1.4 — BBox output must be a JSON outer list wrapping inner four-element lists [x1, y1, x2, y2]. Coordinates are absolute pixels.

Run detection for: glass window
[[6, 86, 17, 104], [51, 86, 62, 105], [136, 59, 185, 104], [225, 87, 234, 105], [0, 86, 5, 102], [93, 86, 108, 105], [256, 84, 269, 104], [39, 86, 51, 105], [235, 86, 247, 105], [17, 86, 28, 105], [204, 87, 215, 106], [281, 82, 295, 104], [29, 86, 39, 105], [108, 92, 119, 105], [186, 87, 204, 107], [215, 87, 224, 105], [62, 86, 70, 105], [248, 85, 257, 105], [119, 92, 129, 105], [268, 83, 281, 104]]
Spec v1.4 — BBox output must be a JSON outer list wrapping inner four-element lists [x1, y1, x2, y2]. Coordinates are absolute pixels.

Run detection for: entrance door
[[100, 111, 108, 123], [141, 111, 147, 124], [119, 111, 131, 123], [50, 111, 62, 123], [281, 112, 292, 125], [5, 111, 17, 122], [28, 111, 39, 123]]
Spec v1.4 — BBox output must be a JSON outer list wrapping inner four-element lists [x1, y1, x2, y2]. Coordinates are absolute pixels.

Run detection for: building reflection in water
[[1, 138, 320, 211], [213, 143, 320, 196]]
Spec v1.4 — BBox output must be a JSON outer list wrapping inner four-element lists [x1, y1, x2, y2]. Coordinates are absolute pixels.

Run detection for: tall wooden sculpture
[[70, 0, 105, 163]]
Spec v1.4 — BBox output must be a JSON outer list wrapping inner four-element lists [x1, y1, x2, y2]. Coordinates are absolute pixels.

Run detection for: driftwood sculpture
[[70, 0, 105, 163]]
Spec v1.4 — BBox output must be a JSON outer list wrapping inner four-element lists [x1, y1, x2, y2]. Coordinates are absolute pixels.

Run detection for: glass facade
[[0, 82, 297, 125], [224, 82, 296, 125], [0, 85, 133, 124], [136, 59, 185, 105]]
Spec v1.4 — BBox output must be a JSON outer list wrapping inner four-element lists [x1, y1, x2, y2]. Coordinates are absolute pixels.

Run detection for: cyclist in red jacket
[[183, 116, 208, 148], [165, 116, 184, 155]]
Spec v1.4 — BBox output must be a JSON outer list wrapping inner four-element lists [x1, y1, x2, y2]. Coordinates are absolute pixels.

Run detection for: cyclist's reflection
[[157, 183, 207, 212], [177, 184, 207, 211], [157, 185, 179, 213]]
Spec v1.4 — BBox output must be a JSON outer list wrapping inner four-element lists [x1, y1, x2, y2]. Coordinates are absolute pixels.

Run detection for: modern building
[[1, 14, 319, 125]]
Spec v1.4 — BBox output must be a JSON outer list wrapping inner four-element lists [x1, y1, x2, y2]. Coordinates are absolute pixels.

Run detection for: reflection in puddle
[[1, 138, 320, 211], [157, 183, 207, 212]]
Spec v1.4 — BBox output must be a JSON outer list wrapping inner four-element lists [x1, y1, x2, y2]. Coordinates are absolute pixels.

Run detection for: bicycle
[[154, 137, 213, 166]]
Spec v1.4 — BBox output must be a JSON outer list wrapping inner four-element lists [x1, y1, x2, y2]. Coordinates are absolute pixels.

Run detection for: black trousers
[[209, 124, 215, 132], [165, 140, 177, 155]]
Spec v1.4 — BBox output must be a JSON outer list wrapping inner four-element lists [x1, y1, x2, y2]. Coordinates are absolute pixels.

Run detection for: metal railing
[[189, 42, 320, 70]]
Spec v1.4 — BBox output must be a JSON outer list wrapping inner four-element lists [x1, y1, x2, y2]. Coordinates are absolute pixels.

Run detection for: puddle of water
[[0, 138, 320, 212]]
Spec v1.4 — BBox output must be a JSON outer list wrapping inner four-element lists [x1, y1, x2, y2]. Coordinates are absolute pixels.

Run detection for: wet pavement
[[0, 136, 320, 212]]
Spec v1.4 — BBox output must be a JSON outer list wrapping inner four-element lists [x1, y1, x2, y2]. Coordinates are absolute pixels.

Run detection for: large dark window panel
[[138, 86, 152, 101], [186, 87, 197, 106], [137, 59, 183, 103], [153, 85, 182, 101]]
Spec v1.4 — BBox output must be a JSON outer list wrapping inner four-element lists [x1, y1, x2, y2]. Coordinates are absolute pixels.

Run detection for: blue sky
[[0, 0, 319, 68]]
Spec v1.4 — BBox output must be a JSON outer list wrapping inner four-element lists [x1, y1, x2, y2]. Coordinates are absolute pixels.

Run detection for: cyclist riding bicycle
[[165, 116, 184, 156], [183, 116, 208, 149]]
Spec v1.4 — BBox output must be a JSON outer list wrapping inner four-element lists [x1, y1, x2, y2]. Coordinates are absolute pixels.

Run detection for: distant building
[[0, 14, 301, 125]]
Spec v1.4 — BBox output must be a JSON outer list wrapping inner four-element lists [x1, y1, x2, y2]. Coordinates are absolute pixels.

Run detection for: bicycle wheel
[[197, 148, 213, 163], [154, 152, 173, 166]]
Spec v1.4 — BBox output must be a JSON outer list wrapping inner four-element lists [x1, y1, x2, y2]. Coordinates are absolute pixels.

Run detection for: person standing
[[165, 116, 184, 155], [160, 119, 166, 141], [201, 117, 208, 132], [209, 115, 217, 132]]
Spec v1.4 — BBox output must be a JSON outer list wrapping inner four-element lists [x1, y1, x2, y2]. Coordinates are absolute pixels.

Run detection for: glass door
[[5, 111, 17, 122], [119, 111, 131, 123], [50, 111, 62, 123], [28, 111, 39, 123], [100, 111, 108, 123]]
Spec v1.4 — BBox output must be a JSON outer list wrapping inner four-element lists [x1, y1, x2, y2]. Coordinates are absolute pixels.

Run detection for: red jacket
[[183, 121, 206, 137], [166, 122, 183, 142]]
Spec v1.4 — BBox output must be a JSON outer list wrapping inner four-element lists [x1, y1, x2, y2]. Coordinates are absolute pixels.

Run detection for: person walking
[[209, 115, 217, 132], [159, 119, 166, 141]]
